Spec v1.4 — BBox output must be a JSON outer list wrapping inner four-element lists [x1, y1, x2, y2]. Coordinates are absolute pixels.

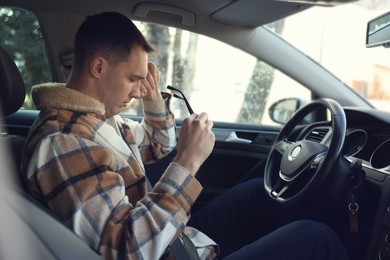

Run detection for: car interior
[[2, 0, 390, 259]]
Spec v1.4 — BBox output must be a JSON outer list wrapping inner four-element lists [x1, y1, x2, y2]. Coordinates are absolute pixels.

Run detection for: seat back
[[0, 46, 26, 116], [0, 45, 26, 176], [0, 123, 101, 260], [0, 46, 101, 259]]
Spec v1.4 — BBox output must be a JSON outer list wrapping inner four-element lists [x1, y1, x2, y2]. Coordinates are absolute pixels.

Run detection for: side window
[[0, 7, 51, 110], [124, 22, 310, 126]]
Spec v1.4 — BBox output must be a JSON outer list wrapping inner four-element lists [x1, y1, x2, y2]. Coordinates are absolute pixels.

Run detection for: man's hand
[[173, 113, 215, 175], [141, 62, 163, 101]]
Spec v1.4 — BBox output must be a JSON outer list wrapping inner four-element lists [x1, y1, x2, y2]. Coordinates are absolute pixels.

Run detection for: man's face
[[97, 44, 148, 117]]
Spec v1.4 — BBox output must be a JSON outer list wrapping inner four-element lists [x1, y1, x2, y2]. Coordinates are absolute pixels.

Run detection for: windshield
[[267, 1, 390, 112]]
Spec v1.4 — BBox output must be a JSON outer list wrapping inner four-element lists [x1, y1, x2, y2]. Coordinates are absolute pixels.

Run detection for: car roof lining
[[211, 0, 312, 27], [2, 0, 312, 28]]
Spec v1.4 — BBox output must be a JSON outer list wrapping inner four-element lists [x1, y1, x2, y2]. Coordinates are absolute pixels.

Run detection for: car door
[[133, 22, 313, 209]]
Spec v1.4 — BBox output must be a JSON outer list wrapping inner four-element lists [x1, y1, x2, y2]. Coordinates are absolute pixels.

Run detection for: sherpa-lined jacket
[[21, 83, 218, 260]]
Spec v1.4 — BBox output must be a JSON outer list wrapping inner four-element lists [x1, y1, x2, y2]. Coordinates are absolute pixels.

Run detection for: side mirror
[[366, 11, 390, 48], [268, 97, 308, 124]]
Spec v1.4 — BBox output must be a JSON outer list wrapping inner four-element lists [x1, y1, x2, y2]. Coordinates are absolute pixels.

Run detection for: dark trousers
[[188, 178, 350, 260]]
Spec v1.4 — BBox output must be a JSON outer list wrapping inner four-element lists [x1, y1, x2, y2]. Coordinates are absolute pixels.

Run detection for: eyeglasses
[[167, 85, 194, 115]]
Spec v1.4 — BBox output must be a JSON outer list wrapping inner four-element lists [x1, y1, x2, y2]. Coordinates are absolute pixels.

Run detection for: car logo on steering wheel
[[288, 145, 302, 161]]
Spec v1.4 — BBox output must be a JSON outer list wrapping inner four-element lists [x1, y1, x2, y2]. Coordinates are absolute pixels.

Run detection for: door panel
[[145, 121, 281, 209], [3, 110, 38, 137]]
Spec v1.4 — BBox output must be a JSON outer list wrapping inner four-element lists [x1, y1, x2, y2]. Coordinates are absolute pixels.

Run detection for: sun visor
[[211, 0, 355, 27], [133, 2, 196, 26]]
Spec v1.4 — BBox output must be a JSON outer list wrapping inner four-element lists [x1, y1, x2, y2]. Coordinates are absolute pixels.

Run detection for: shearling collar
[[32, 83, 106, 116]]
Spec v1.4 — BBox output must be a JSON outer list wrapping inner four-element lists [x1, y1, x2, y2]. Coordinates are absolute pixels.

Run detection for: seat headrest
[[0, 46, 26, 116]]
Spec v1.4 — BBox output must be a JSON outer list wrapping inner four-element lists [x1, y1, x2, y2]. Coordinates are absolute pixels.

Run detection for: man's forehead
[[124, 51, 148, 78]]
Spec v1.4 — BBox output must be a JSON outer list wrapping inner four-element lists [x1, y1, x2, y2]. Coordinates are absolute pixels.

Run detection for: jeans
[[188, 178, 349, 260]]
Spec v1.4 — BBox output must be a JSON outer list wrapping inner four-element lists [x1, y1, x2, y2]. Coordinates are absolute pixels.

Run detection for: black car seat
[[0, 45, 101, 259], [0, 45, 26, 179]]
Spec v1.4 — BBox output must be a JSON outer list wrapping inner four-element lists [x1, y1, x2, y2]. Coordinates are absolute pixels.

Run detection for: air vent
[[306, 128, 329, 143]]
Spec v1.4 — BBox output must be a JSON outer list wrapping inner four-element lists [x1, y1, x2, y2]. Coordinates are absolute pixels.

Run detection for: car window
[[124, 22, 311, 126], [0, 7, 51, 110], [0, 7, 311, 126], [266, 3, 390, 112]]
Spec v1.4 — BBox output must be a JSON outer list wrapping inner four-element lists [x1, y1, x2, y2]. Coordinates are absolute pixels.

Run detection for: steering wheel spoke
[[270, 177, 291, 198], [274, 139, 294, 156], [309, 152, 327, 170]]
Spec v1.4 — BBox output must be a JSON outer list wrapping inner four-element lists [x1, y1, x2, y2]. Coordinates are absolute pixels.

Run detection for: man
[[21, 12, 349, 259]]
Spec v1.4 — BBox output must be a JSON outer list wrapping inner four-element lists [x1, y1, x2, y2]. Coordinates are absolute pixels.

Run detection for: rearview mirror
[[366, 11, 390, 48]]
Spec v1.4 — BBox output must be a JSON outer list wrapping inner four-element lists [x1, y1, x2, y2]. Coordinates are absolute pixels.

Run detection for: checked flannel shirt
[[21, 83, 218, 259]]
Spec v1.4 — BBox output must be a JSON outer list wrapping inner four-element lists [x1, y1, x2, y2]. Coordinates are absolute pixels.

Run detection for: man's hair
[[72, 12, 155, 75]]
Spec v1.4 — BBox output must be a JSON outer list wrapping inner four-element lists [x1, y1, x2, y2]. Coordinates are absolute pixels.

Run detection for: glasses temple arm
[[168, 86, 194, 114]]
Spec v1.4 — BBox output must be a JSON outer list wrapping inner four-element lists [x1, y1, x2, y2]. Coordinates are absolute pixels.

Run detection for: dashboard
[[309, 107, 390, 260], [343, 108, 390, 176], [289, 106, 390, 260], [304, 107, 390, 177]]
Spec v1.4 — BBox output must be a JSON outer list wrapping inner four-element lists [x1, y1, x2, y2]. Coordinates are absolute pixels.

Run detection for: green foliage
[[0, 7, 51, 109]]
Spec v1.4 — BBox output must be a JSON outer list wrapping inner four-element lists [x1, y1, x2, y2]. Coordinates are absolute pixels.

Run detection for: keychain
[[349, 201, 359, 234]]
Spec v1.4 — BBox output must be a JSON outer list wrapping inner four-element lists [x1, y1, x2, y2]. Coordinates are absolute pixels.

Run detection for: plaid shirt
[[21, 83, 218, 260]]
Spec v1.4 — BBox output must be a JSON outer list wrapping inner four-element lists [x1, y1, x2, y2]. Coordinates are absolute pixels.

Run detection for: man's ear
[[89, 56, 106, 78]]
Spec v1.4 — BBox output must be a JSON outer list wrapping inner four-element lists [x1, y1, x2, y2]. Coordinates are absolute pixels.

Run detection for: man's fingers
[[195, 112, 209, 123], [189, 112, 214, 130], [142, 63, 160, 94], [206, 120, 214, 130], [141, 79, 151, 92], [148, 62, 159, 85]]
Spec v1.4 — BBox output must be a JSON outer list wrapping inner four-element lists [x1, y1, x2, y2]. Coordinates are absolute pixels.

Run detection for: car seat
[[0, 45, 195, 259], [0, 45, 26, 178], [0, 45, 101, 259]]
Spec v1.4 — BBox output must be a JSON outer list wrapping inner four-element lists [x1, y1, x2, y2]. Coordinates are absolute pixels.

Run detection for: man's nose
[[131, 82, 143, 99]]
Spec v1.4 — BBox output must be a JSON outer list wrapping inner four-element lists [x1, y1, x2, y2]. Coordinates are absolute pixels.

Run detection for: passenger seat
[[0, 45, 26, 185]]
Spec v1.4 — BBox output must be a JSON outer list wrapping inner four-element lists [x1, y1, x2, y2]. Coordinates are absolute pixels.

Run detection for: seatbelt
[[145, 177, 200, 260], [181, 232, 201, 260], [171, 237, 195, 260]]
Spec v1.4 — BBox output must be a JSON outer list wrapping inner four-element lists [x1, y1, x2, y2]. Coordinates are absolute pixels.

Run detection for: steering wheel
[[264, 98, 346, 205]]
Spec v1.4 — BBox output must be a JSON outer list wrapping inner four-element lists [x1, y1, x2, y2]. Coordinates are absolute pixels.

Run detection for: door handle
[[225, 131, 252, 144]]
